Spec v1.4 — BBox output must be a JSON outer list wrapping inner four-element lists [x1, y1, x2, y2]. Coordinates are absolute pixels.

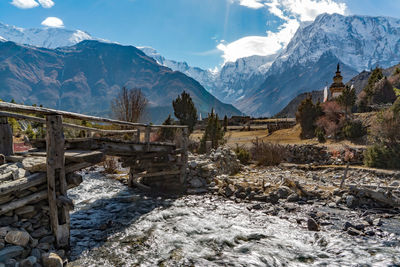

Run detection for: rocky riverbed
[[67, 164, 400, 266]]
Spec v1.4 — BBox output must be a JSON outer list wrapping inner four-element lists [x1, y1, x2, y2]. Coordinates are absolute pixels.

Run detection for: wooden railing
[[0, 102, 188, 248]]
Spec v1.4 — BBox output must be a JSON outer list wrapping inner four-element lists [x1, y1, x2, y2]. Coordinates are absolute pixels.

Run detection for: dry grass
[[103, 157, 119, 174]]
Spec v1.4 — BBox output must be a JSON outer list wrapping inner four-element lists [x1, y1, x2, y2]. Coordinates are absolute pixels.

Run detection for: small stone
[[189, 177, 203, 188], [22, 157, 47, 173], [390, 181, 399, 187], [37, 242, 51, 250], [347, 227, 363, 236], [286, 193, 299, 202], [0, 246, 24, 262], [5, 230, 31, 247], [373, 218, 383, 226], [20, 256, 37, 267], [39, 236, 55, 244], [31, 248, 41, 260], [31, 227, 50, 239], [346, 195, 355, 208], [276, 186, 292, 199], [0, 216, 17, 227], [307, 218, 320, 231], [41, 252, 63, 267]]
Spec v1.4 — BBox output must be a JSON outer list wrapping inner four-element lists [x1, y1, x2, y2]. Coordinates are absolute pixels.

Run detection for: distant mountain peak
[[0, 21, 95, 48]]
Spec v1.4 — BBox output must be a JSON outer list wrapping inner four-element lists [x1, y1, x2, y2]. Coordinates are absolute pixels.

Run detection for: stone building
[[329, 63, 346, 99]]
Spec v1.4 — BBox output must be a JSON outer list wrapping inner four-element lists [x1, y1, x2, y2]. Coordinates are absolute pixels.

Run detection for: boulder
[[22, 157, 47, 173], [189, 178, 203, 188], [41, 252, 63, 267], [5, 230, 31, 247]]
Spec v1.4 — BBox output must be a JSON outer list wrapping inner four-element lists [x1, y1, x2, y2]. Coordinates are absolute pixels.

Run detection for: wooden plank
[[0, 102, 187, 129], [46, 114, 69, 248], [0, 117, 13, 156], [28, 150, 105, 164], [145, 126, 150, 151]]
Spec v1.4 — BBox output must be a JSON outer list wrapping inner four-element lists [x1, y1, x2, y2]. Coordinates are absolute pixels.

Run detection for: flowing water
[[68, 170, 400, 267]]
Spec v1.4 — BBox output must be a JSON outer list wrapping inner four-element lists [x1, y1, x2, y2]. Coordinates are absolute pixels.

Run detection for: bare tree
[[111, 87, 148, 122]]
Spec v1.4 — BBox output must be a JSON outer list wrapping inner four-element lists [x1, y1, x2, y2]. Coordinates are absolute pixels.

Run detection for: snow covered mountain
[[140, 47, 275, 104], [0, 22, 94, 48], [237, 13, 400, 117]]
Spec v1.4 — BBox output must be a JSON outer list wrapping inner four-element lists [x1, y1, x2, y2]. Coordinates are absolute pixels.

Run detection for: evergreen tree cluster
[[199, 109, 224, 153], [172, 91, 198, 133]]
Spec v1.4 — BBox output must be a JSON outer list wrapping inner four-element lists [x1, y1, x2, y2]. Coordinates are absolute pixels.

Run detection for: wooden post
[[145, 126, 150, 151], [136, 129, 141, 142], [46, 114, 70, 248], [0, 117, 13, 156], [180, 127, 188, 184]]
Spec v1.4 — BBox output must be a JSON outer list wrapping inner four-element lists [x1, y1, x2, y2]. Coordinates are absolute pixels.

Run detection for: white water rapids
[[67, 170, 400, 266]]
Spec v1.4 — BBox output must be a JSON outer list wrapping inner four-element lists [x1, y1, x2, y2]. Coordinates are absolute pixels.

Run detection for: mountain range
[[0, 40, 240, 122], [1, 13, 400, 119]]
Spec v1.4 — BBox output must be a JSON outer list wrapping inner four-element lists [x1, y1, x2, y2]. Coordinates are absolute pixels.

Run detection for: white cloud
[[38, 0, 54, 8], [220, 0, 348, 63], [217, 19, 299, 62], [11, 0, 39, 9], [41, 17, 64, 28], [238, 0, 265, 9]]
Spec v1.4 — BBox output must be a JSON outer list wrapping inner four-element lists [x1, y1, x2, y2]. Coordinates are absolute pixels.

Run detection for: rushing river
[[67, 170, 400, 267]]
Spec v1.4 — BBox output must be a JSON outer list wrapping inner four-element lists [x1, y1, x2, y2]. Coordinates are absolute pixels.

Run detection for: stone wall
[[284, 145, 365, 165], [0, 157, 80, 267]]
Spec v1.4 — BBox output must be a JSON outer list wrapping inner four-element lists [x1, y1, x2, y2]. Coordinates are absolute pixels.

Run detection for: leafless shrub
[[103, 157, 118, 174], [250, 139, 287, 166], [111, 87, 148, 123]]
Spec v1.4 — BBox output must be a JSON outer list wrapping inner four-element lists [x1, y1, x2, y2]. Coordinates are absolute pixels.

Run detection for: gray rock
[[20, 256, 37, 267], [22, 157, 47, 173], [307, 218, 320, 231], [276, 186, 292, 199], [30, 248, 41, 260], [346, 195, 355, 208], [0, 216, 17, 227], [0, 246, 24, 262], [286, 193, 299, 202], [39, 236, 55, 244], [390, 181, 399, 187], [189, 178, 204, 188], [5, 230, 31, 247], [373, 218, 383, 226], [31, 227, 50, 239], [347, 227, 363, 236]]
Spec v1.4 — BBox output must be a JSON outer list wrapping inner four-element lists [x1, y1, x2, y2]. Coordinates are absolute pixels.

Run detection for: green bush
[[315, 127, 326, 143], [25, 124, 36, 140], [343, 120, 366, 139], [234, 146, 250, 165], [364, 144, 400, 169]]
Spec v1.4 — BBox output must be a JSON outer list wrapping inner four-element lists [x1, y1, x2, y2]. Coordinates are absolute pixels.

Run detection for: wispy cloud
[[11, 0, 54, 9], [220, 0, 348, 63], [41, 17, 64, 28], [38, 0, 54, 8], [11, 0, 39, 9]]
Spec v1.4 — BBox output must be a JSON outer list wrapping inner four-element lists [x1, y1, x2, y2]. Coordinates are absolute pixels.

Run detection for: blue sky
[[1, 0, 400, 69]]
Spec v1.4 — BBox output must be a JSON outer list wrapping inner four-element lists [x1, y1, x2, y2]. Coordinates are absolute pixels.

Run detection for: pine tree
[[363, 67, 383, 104], [296, 95, 322, 139], [223, 115, 228, 132], [172, 91, 198, 133], [158, 115, 176, 141], [337, 85, 356, 117], [200, 109, 224, 152]]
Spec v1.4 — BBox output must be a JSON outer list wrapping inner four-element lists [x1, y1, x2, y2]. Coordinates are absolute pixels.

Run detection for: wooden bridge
[[0, 102, 188, 248]]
